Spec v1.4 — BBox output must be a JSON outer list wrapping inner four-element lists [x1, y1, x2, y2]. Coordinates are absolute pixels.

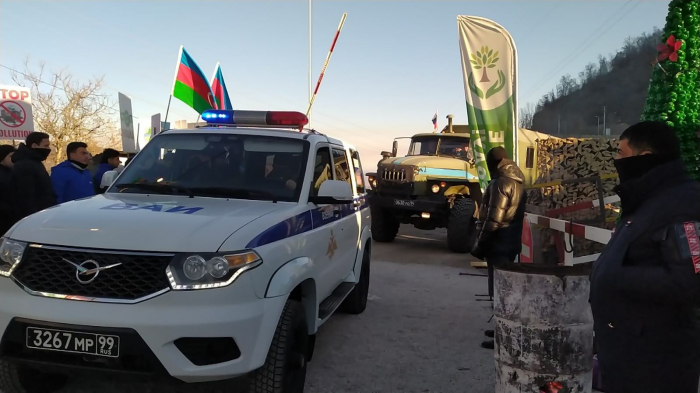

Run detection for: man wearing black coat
[[471, 146, 527, 349], [11, 132, 56, 220], [0, 145, 17, 235], [589, 121, 700, 393]]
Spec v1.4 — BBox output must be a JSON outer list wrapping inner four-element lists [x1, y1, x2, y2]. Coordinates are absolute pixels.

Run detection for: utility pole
[[603, 106, 606, 136], [558, 114, 561, 135], [308, 0, 313, 128]]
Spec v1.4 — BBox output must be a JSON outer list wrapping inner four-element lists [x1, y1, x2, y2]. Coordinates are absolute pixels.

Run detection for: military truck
[[366, 115, 482, 253]]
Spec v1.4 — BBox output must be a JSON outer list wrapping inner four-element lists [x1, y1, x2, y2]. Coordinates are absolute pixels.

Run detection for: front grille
[[12, 246, 173, 301], [381, 168, 407, 182]]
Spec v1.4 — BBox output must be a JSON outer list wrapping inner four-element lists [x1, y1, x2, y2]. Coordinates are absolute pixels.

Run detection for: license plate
[[394, 199, 415, 207], [26, 327, 120, 358]]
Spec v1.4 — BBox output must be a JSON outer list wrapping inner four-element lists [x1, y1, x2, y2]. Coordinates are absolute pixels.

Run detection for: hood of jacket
[[493, 158, 524, 183], [11, 143, 43, 164]]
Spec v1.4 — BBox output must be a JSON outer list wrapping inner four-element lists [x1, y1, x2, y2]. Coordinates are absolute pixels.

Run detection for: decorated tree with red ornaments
[[641, 0, 700, 178]]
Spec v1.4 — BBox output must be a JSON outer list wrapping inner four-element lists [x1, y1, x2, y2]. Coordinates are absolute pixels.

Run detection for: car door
[[330, 146, 359, 278], [307, 144, 344, 299], [348, 148, 369, 249]]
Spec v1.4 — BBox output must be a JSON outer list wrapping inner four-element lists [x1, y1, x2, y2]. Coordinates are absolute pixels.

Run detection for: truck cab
[[367, 126, 482, 253]]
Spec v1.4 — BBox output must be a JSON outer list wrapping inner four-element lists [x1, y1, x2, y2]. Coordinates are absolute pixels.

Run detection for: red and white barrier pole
[[304, 13, 347, 128]]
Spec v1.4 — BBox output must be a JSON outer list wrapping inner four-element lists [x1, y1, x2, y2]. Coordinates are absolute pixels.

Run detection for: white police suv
[[0, 110, 372, 393]]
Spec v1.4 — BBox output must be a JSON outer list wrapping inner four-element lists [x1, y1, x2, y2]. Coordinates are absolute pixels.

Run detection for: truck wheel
[[0, 360, 66, 393], [447, 198, 476, 253], [341, 244, 371, 315], [249, 300, 309, 393], [371, 205, 399, 243]]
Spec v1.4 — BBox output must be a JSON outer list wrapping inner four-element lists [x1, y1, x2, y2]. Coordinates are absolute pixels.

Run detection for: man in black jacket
[[590, 121, 700, 393], [11, 132, 56, 220], [471, 146, 526, 349], [0, 145, 16, 235]]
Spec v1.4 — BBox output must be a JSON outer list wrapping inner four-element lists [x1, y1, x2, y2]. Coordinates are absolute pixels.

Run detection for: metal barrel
[[494, 264, 594, 393]]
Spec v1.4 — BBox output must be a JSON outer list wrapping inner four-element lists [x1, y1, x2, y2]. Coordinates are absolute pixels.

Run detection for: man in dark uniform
[[471, 146, 526, 349], [590, 121, 700, 393], [11, 132, 56, 219]]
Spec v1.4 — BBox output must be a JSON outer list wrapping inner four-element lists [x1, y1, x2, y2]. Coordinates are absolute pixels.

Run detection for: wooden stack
[[527, 137, 619, 259]]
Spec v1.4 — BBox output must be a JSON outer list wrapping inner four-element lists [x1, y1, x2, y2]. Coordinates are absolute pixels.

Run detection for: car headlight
[[0, 238, 27, 278], [166, 250, 262, 290]]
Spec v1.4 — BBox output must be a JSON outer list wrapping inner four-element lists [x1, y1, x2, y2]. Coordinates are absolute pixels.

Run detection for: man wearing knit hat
[[471, 146, 527, 349], [0, 145, 16, 235]]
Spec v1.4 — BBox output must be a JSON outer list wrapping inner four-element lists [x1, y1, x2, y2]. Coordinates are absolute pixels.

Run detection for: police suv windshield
[[110, 133, 308, 202], [407, 136, 472, 160]]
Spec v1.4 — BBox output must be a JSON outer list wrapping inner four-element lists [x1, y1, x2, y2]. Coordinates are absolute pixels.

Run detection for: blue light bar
[[201, 110, 309, 128]]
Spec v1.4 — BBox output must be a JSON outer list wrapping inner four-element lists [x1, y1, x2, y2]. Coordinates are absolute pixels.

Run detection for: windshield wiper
[[114, 182, 195, 198], [187, 187, 279, 203]]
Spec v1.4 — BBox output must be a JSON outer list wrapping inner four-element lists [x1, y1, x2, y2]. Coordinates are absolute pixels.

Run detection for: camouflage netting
[[526, 137, 620, 260]]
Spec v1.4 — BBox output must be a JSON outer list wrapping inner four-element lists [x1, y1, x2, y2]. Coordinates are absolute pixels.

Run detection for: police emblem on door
[[326, 230, 338, 260]]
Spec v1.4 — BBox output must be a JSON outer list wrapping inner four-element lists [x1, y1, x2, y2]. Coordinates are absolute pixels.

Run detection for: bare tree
[[519, 103, 536, 129], [12, 60, 116, 164]]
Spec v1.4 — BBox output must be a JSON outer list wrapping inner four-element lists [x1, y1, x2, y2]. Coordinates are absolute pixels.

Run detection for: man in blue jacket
[[51, 142, 95, 204], [93, 148, 121, 194]]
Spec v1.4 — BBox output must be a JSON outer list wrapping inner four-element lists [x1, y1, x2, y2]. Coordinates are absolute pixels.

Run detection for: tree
[[641, 0, 700, 178], [598, 55, 609, 75], [11, 60, 117, 165], [470, 46, 499, 83], [519, 103, 536, 129]]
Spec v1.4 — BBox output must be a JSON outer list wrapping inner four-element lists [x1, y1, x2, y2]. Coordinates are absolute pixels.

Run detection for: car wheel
[[447, 198, 477, 253], [341, 243, 371, 314], [249, 300, 309, 393], [370, 205, 399, 242], [0, 360, 67, 393]]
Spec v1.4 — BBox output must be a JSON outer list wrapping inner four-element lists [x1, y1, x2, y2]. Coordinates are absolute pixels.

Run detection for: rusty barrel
[[494, 264, 594, 393]]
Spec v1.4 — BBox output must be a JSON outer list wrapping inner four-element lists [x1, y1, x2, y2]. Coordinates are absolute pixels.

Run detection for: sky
[[0, 0, 670, 168]]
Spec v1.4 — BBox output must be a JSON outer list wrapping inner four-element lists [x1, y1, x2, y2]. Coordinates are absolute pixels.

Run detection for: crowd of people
[[0, 132, 123, 235]]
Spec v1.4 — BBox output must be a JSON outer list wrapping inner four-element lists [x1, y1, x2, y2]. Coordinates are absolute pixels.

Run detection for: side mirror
[[392, 141, 398, 157], [309, 180, 353, 205], [101, 170, 119, 189]]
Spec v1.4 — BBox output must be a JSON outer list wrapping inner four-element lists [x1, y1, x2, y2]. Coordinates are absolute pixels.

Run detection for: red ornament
[[657, 35, 682, 62]]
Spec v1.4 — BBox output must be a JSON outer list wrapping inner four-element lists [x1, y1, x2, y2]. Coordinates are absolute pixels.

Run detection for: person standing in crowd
[[93, 148, 121, 194], [0, 145, 16, 235], [12, 132, 56, 219], [589, 121, 700, 393], [470, 146, 526, 349], [50, 142, 95, 204]]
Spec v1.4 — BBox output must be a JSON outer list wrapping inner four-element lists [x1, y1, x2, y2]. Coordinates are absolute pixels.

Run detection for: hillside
[[525, 28, 663, 137]]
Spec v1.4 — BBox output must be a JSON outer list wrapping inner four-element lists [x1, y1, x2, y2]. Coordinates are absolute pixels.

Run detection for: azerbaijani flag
[[211, 63, 233, 111], [171, 46, 217, 114]]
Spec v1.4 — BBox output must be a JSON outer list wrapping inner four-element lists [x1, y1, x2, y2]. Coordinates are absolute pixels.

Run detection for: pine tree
[[641, 0, 700, 179]]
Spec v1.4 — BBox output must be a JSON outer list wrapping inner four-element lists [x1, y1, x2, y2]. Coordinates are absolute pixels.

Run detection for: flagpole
[[305, 12, 347, 121], [164, 95, 172, 123], [308, 0, 313, 128]]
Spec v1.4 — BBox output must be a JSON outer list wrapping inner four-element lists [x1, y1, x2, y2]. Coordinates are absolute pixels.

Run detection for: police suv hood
[[6, 194, 289, 252]]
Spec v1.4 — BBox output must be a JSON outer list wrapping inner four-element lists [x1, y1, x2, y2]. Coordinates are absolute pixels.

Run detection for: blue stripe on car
[[245, 195, 369, 248]]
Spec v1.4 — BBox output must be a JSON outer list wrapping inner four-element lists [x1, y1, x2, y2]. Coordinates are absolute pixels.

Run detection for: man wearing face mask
[[11, 132, 57, 219], [589, 121, 700, 393], [50, 142, 95, 204]]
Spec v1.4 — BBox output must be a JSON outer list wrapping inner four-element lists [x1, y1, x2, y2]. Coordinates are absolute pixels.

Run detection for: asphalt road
[[34, 226, 496, 393]]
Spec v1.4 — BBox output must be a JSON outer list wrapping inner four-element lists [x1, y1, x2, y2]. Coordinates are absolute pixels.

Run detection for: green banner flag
[[457, 15, 518, 191]]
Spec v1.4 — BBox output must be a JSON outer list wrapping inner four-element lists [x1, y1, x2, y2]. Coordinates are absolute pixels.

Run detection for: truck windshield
[[408, 137, 472, 160], [109, 133, 308, 202]]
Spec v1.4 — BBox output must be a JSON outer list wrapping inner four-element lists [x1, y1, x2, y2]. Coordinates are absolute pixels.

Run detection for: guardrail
[[522, 213, 613, 266]]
